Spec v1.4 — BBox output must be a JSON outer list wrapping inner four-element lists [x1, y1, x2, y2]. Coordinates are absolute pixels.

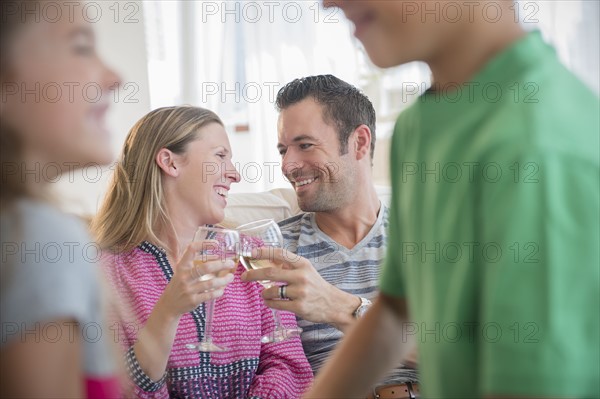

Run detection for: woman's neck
[[154, 192, 204, 262], [155, 218, 198, 262]]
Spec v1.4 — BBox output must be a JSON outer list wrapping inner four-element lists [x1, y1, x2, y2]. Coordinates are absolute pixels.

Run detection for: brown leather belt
[[367, 382, 420, 399]]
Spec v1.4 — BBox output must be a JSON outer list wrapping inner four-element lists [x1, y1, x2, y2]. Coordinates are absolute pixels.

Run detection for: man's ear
[[155, 148, 180, 177], [353, 125, 372, 161]]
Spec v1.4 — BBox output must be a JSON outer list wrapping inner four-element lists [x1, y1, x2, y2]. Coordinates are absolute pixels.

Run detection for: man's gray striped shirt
[[279, 205, 418, 385]]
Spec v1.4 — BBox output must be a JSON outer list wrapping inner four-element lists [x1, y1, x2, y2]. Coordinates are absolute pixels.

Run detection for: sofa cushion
[[224, 186, 391, 227]]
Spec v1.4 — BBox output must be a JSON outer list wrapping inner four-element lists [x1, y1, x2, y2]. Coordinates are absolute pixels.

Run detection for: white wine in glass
[[185, 226, 239, 352], [236, 219, 302, 343], [238, 254, 275, 286]]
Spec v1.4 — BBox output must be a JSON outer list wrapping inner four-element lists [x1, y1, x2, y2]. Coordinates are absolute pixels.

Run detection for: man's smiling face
[[277, 97, 356, 212]]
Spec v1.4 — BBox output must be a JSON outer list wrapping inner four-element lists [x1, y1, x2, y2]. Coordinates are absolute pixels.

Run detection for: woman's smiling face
[[170, 123, 241, 226]]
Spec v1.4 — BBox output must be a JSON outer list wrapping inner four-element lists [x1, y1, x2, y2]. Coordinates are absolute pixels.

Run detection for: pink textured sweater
[[103, 241, 313, 398]]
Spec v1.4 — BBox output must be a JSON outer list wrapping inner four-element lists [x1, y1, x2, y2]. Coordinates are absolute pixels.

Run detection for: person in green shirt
[[304, 1, 599, 398]]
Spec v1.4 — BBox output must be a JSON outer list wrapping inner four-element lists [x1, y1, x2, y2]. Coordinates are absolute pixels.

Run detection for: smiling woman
[[92, 106, 234, 253], [91, 106, 313, 398]]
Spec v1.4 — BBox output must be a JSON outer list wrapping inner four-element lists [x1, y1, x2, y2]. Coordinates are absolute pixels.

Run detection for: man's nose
[[281, 150, 304, 178]]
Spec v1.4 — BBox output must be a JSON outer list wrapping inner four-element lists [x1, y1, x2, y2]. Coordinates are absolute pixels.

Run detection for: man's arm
[[303, 293, 413, 399], [241, 248, 361, 332]]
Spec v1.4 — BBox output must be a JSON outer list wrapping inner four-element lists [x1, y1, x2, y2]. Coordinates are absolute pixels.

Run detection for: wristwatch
[[352, 297, 372, 319]]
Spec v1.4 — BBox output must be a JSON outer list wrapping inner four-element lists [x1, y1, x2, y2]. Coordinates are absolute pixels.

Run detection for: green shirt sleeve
[[380, 192, 406, 298], [379, 123, 407, 298], [479, 149, 600, 398]]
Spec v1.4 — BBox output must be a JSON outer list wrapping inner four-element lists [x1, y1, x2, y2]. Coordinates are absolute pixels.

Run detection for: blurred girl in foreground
[[0, 1, 122, 397]]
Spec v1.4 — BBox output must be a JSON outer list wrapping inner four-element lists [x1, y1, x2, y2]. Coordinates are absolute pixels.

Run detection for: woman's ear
[[155, 148, 179, 177]]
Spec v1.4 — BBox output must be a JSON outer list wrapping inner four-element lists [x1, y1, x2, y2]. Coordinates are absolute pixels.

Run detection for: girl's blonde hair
[[92, 106, 223, 252]]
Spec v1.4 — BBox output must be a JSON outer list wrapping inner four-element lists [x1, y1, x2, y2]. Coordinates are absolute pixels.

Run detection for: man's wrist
[[352, 297, 373, 319], [329, 292, 361, 331]]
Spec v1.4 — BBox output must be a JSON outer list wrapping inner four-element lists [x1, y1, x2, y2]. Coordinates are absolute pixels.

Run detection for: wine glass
[[185, 226, 239, 352], [236, 219, 302, 343]]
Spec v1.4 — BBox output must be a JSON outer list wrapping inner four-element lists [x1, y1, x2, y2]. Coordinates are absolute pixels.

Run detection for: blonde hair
[[92, 106, 223, 252]]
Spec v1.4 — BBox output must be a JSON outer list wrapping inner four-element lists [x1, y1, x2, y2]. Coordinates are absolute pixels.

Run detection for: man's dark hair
[[275, 74, 377, 159]]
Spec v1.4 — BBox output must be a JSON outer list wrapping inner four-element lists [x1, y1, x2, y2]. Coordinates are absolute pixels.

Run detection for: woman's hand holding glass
[[186, 227, 240, 352], [157, 242, 235, 320]]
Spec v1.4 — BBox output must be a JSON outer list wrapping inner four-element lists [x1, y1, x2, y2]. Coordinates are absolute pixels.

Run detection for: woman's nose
[[225, 161, 241, 183]]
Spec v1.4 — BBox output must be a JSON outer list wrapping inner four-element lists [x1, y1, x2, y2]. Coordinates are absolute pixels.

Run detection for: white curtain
[[170, 1, 368, 192], [239, 2, 363, 192], [143, 0, 599, 192], [521, 0, 599, 94]]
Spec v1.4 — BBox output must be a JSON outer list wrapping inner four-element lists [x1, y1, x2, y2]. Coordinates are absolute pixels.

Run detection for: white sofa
[[224, 186, 392, 226]]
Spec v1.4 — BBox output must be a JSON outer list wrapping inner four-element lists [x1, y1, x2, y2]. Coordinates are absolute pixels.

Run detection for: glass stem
[[203, 299, 215, 343], [272, 308, 282, 332]]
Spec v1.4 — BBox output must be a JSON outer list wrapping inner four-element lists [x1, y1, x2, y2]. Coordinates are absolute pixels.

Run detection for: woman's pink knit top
[[103, 241, 313, 398]]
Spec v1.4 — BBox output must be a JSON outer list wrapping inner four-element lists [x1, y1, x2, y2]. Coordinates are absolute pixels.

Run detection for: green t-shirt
[[381, 31, 600, 398]]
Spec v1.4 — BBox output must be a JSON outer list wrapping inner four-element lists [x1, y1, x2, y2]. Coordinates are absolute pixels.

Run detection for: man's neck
[[428, 16, 526, 88], [314, 185, 380, 250]]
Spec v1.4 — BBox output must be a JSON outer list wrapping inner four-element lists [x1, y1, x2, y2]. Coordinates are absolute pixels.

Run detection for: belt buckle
[[406, 382, 417, 399]]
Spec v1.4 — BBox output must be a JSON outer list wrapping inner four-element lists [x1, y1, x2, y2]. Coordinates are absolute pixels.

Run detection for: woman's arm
[[0, 318, 84, 398], [247, 299, 313, 399], [113, 244, 235, 386]]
